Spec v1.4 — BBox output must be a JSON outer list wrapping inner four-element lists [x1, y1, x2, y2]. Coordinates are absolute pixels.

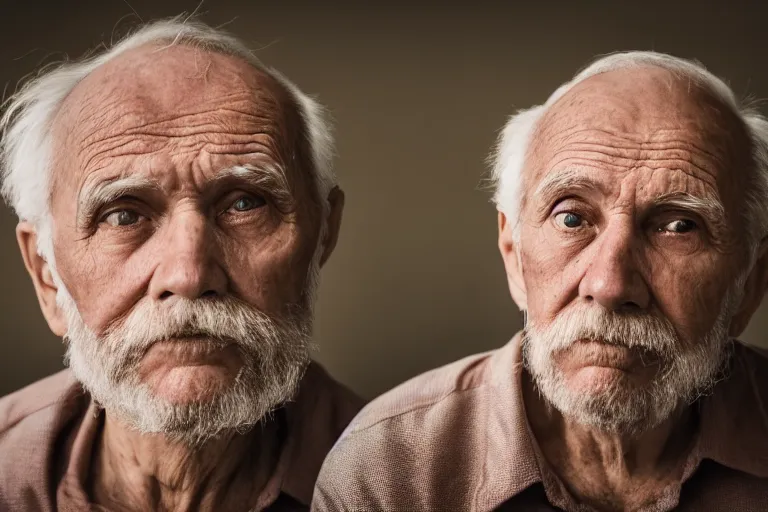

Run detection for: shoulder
[[280, 361, 366, 506], [347, 349, 494, 433], [312, 349, 498, 511], [296, 362, 366, 446], [732, 340, 768, 377], [0, 369, 83, 436], [0, 370, 89, 510]]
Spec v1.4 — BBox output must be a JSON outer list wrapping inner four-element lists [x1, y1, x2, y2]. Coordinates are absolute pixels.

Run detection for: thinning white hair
[[0, 16, 336, 269], [489, 51, 768, 256]]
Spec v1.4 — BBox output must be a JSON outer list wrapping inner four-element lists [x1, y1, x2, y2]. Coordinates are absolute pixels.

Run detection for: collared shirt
[[0, 361, 364, 512], [312, 334, 768, 512]]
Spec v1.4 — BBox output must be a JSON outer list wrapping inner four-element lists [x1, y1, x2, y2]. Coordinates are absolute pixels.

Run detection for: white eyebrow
[[651, 192, 728, 239], [76, 163, 295, 227], [77, 175, 159, 227], [212, 163, 293, 211], [530, 169, 730, 238]]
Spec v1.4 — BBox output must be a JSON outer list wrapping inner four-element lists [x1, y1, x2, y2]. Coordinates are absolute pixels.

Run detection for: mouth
[[136, 335, 238, 374], [560, 338, 650, 372]]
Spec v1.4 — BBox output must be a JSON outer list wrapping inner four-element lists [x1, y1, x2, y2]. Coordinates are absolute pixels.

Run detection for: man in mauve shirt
[[313, 52, 768, 511], [0, 17, 363, 512]]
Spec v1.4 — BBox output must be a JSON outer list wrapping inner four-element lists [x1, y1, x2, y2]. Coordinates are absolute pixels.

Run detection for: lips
[[137, 337, 239, 379], [557, 338, 653, 372]]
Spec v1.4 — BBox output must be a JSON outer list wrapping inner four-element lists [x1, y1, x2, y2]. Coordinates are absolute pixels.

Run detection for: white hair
[[0, 16, 337, 269], [490, 51, 768, 256]]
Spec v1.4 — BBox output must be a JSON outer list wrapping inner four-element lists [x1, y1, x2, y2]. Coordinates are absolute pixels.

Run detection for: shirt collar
[[277, 362, 364, 506], [693, 341, 768, 478], [56, 362, 355, 510], [477, 334, 768, 509], [478, 332, 544, 510]]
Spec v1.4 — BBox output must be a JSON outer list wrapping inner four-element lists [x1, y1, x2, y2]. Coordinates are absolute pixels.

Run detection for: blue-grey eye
[[663, 219, 697, 233], [231, 195, 266, 212], [556, 212, 584, 229], [105, 209, 140, 227]]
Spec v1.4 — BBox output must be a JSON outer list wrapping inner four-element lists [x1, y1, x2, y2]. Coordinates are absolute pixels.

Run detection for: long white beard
[[523, 284, 742, 435], [57, 261, 321, 447]]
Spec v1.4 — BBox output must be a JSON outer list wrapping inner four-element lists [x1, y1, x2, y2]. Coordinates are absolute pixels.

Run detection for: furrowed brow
[[651, 192, 728, 240], [532, 168, 606, 217], [214, 163, 295, 212], [77, 175, 159, 228]]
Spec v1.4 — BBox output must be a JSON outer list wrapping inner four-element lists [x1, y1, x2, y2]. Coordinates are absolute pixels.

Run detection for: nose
[[578, 220, 650, 311], [149, 212, 227, 301]]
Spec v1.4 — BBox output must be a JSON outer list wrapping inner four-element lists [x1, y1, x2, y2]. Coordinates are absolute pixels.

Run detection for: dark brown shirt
[[313, 334, 768, 511], [0, 361, 364, 512]]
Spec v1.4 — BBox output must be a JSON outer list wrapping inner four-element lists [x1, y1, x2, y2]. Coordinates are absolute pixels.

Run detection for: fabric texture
[[0, 361, 364, 511], [312, 333, 768, 512]]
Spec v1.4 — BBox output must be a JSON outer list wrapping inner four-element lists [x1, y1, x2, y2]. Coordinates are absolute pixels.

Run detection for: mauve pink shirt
[[313, 334, 768, 512], [0, 361, 364, 511]]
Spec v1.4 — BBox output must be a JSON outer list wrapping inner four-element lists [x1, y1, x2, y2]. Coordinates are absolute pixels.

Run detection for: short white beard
[[523, 284, 742, 435], [58, 260, 321, 447]]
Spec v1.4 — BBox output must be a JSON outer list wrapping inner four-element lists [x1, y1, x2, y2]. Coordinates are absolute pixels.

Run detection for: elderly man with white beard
[[313, 52, 768, 512], [0, 18, 363, 512]]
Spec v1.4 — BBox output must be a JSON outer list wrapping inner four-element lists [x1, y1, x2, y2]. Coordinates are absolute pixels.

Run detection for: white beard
[[57, 260, 321, 447], [523, 284, 742, 435]]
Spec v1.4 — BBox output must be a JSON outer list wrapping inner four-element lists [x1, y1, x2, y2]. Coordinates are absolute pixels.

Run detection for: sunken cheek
[[522, 227, 585, 321], [521, 219, 725, 335], [62, 213, 300, 332]]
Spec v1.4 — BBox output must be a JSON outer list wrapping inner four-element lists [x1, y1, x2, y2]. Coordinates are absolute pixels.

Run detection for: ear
[[318, 186, 345, 267], [16, 222, 67, 337], [729, 238, 768, 337], [498, 211, 527, 311]]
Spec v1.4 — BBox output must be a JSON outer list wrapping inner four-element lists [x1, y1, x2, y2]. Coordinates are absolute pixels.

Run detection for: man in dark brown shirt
[[0, 17, 363, 511], [313, 52, 768, 511]]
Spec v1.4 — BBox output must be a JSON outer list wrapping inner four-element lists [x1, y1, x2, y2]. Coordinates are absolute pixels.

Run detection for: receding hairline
[[52, 40, 300, 134], [48, 41, 312, 194], [524, 64, 752, 180]]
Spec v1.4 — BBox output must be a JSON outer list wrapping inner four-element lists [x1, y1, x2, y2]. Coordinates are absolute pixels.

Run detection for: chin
[[566, 366, 642, 395], [145, 365, 240, 404]]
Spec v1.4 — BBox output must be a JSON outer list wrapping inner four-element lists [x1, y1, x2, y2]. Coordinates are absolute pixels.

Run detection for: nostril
[[159, 291, 173, 300], [201, 290, 217, 298]]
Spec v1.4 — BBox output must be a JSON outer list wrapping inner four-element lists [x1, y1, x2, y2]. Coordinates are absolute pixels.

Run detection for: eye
[[230, 194, 266, 212], [554, 211, 586, 229], [103, 209, 142, 227], [661, 219, 697, 234]]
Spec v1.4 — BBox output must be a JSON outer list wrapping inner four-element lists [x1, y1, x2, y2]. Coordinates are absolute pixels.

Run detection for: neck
[[523, 372, 697, 511], [89, 412, 281, 512]]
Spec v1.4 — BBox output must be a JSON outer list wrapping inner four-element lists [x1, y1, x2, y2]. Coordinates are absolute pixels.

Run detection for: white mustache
[[64, 295, 310, 384], [526, 305, 681, 359]]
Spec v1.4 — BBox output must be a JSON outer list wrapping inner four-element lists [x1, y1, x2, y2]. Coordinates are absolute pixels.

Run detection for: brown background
[[1, 0, 767, 400]]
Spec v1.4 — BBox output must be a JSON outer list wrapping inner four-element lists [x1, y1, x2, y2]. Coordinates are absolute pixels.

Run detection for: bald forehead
[[526, 66, 752, 184], [56, 43, 294, 129], [542, 67, 742, 142], [49, 44, 304, 185]]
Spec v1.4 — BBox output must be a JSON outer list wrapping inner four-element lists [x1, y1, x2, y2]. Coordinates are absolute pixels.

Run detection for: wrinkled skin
[[498, 67, 768, 510], [17, 44, 343, 511]]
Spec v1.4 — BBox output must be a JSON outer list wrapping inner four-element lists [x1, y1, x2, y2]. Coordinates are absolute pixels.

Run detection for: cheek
[[56, 242, 153, 334], [221, 225, 315, 313], [520, 228, 587, 323], [646, 252, 733, 342]]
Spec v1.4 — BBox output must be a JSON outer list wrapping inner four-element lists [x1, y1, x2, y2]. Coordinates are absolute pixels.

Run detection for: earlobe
[[16, 222, 67, 336], [319, 187, 345, 267], [498, 212, 528, 311]]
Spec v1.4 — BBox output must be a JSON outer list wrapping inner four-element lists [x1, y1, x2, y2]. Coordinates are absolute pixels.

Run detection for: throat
[[522, 369, 699, 510], [88, 411, 283, 512]]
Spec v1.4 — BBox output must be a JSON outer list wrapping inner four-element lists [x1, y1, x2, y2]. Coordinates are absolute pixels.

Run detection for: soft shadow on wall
[[1, 0, 767, 400]]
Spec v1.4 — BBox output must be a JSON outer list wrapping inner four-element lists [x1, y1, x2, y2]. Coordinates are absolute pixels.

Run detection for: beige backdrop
[[1, 0, 767, 399]]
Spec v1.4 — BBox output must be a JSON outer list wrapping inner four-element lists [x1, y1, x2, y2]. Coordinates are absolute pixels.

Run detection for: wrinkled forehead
[[524, 66, 752, 204], [49, 43, 305, 188]]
